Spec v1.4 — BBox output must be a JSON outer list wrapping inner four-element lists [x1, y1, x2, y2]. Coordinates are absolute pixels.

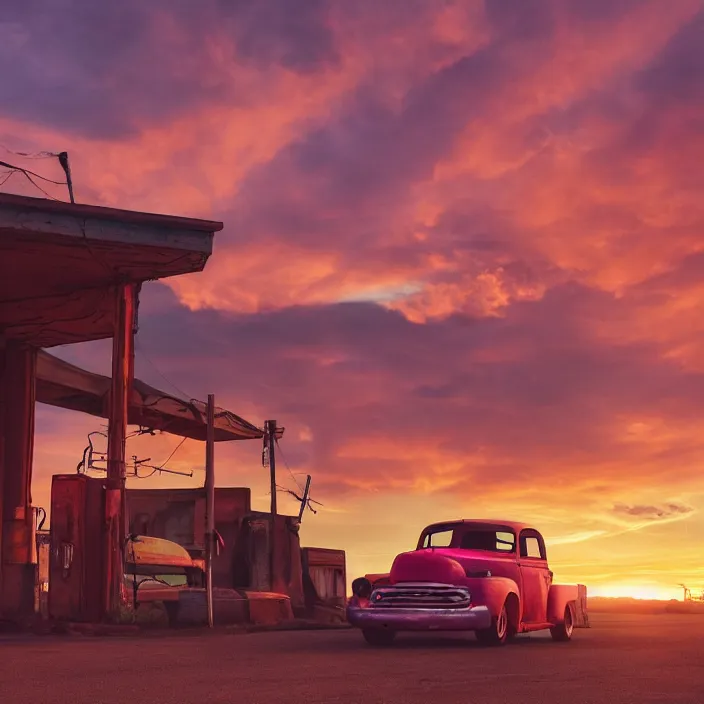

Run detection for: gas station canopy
[[0, 193, 222, 347], [36, 350, 263, 442], [0, 192, 268, 623]]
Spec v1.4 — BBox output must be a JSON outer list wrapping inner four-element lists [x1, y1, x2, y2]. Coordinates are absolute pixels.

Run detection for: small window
[[521, 536, 543, 559], [495, 531, 515, 552], [423, 529, 453, 548]]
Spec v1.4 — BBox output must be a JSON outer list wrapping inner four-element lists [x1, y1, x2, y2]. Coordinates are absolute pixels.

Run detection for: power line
[[134, 436, 190, 478], [275, 481, 321, 516], [272, 439, 322, 517], [0, 159, 67, 185], [158, 436, 188, 470], [0, 149, 75, 203], [0, 159, 67, 201], [134, 338, 192, 401], [274, 437, 304, 493], [17, 169, 63, 201], [0, 144, 58, 159]]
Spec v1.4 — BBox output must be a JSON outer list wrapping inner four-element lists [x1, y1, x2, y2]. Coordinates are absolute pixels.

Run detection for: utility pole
[[297, 475, 312, 522], [265, 419, 277, 592], [205, 394, 215, 628], [58, 152, 75, 203]]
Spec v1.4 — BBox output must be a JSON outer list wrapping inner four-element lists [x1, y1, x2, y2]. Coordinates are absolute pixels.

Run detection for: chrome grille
[[369, 582, 471, 610]]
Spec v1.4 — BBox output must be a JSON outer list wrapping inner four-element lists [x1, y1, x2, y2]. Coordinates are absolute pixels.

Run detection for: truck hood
[[390, 549, 466, 584], [389, 548, 512, 584]]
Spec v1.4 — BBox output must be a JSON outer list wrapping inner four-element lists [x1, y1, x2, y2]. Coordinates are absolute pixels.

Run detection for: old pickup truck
[[347, 519, 585, 646]]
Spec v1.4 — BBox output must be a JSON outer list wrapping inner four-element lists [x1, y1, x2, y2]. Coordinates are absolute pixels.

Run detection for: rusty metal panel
[[302, 547, 347, 608], [248, 519, 271, 591], [309, 567, 345, 602], [303, 547, 346, 568], [35, 531, 50, 618], [214, 488, 251, 521]]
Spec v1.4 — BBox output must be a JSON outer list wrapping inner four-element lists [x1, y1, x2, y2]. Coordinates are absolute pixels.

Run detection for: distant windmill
[[678, 583, 692, 602]]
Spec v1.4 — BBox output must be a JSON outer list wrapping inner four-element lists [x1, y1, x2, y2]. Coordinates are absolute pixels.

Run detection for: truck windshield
[[420, 527, 516, 552], [460, 530, 515, 552], [421, 529, 454, 547]]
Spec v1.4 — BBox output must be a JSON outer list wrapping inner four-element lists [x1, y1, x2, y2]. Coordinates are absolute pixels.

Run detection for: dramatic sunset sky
[[3, 0, 704, 600]]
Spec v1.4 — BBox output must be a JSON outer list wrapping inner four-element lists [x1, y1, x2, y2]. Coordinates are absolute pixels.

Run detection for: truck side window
[[520, 535, 544, 559], [496, 531, 515, 552]]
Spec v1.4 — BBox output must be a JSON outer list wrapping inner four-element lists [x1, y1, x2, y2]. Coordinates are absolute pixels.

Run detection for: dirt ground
[[0, 614, 702, 704]]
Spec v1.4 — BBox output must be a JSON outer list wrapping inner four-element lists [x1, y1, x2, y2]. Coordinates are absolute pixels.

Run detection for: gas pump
[[49, 474, 105, 622]]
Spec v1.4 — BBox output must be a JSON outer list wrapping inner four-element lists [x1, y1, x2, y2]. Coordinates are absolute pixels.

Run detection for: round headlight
[[351, 577, 372, 599]]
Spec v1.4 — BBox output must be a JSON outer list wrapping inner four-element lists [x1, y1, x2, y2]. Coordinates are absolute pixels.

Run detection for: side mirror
[[351, 577, 372, 599]]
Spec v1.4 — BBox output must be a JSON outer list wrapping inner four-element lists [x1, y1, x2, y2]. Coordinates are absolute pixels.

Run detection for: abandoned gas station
[[0, 193, 345, 628]]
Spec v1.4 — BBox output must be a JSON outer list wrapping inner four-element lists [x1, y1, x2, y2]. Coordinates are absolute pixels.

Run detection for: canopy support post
[[105, 283, 136, 622], [205, 394, 215, 628]]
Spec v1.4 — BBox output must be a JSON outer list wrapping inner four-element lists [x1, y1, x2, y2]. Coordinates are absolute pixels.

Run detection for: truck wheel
[[550, 605, 574, 642], [362, 629, 396, 647], [476, 603, 509, 646]]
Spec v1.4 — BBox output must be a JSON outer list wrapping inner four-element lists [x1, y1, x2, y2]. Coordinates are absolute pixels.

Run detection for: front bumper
[[346, 604, 492, 632]]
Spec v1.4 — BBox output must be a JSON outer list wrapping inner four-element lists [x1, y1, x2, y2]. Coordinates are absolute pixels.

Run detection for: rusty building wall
[[126, 487, 251, 550], [124, 488, 307, 609], [129, 489, 203, 550], [240, 512, 305, 610], [126, 487, 251, 587]]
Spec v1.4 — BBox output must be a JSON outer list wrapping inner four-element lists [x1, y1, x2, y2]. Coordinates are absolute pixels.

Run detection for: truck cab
[[347, 519, 586, 647]]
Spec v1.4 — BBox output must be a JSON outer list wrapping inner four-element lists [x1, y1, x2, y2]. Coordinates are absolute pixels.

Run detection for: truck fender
[[547, 584, 579, 624], [364, 573, 391, 586], [466, 575, 521, 626]]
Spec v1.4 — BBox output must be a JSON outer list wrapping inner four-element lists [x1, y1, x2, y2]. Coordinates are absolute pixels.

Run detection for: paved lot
[[0, 614, 702, 704]]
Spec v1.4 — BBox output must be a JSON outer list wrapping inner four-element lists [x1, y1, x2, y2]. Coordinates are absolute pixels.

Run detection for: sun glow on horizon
[[588, 584, 683, 601]]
